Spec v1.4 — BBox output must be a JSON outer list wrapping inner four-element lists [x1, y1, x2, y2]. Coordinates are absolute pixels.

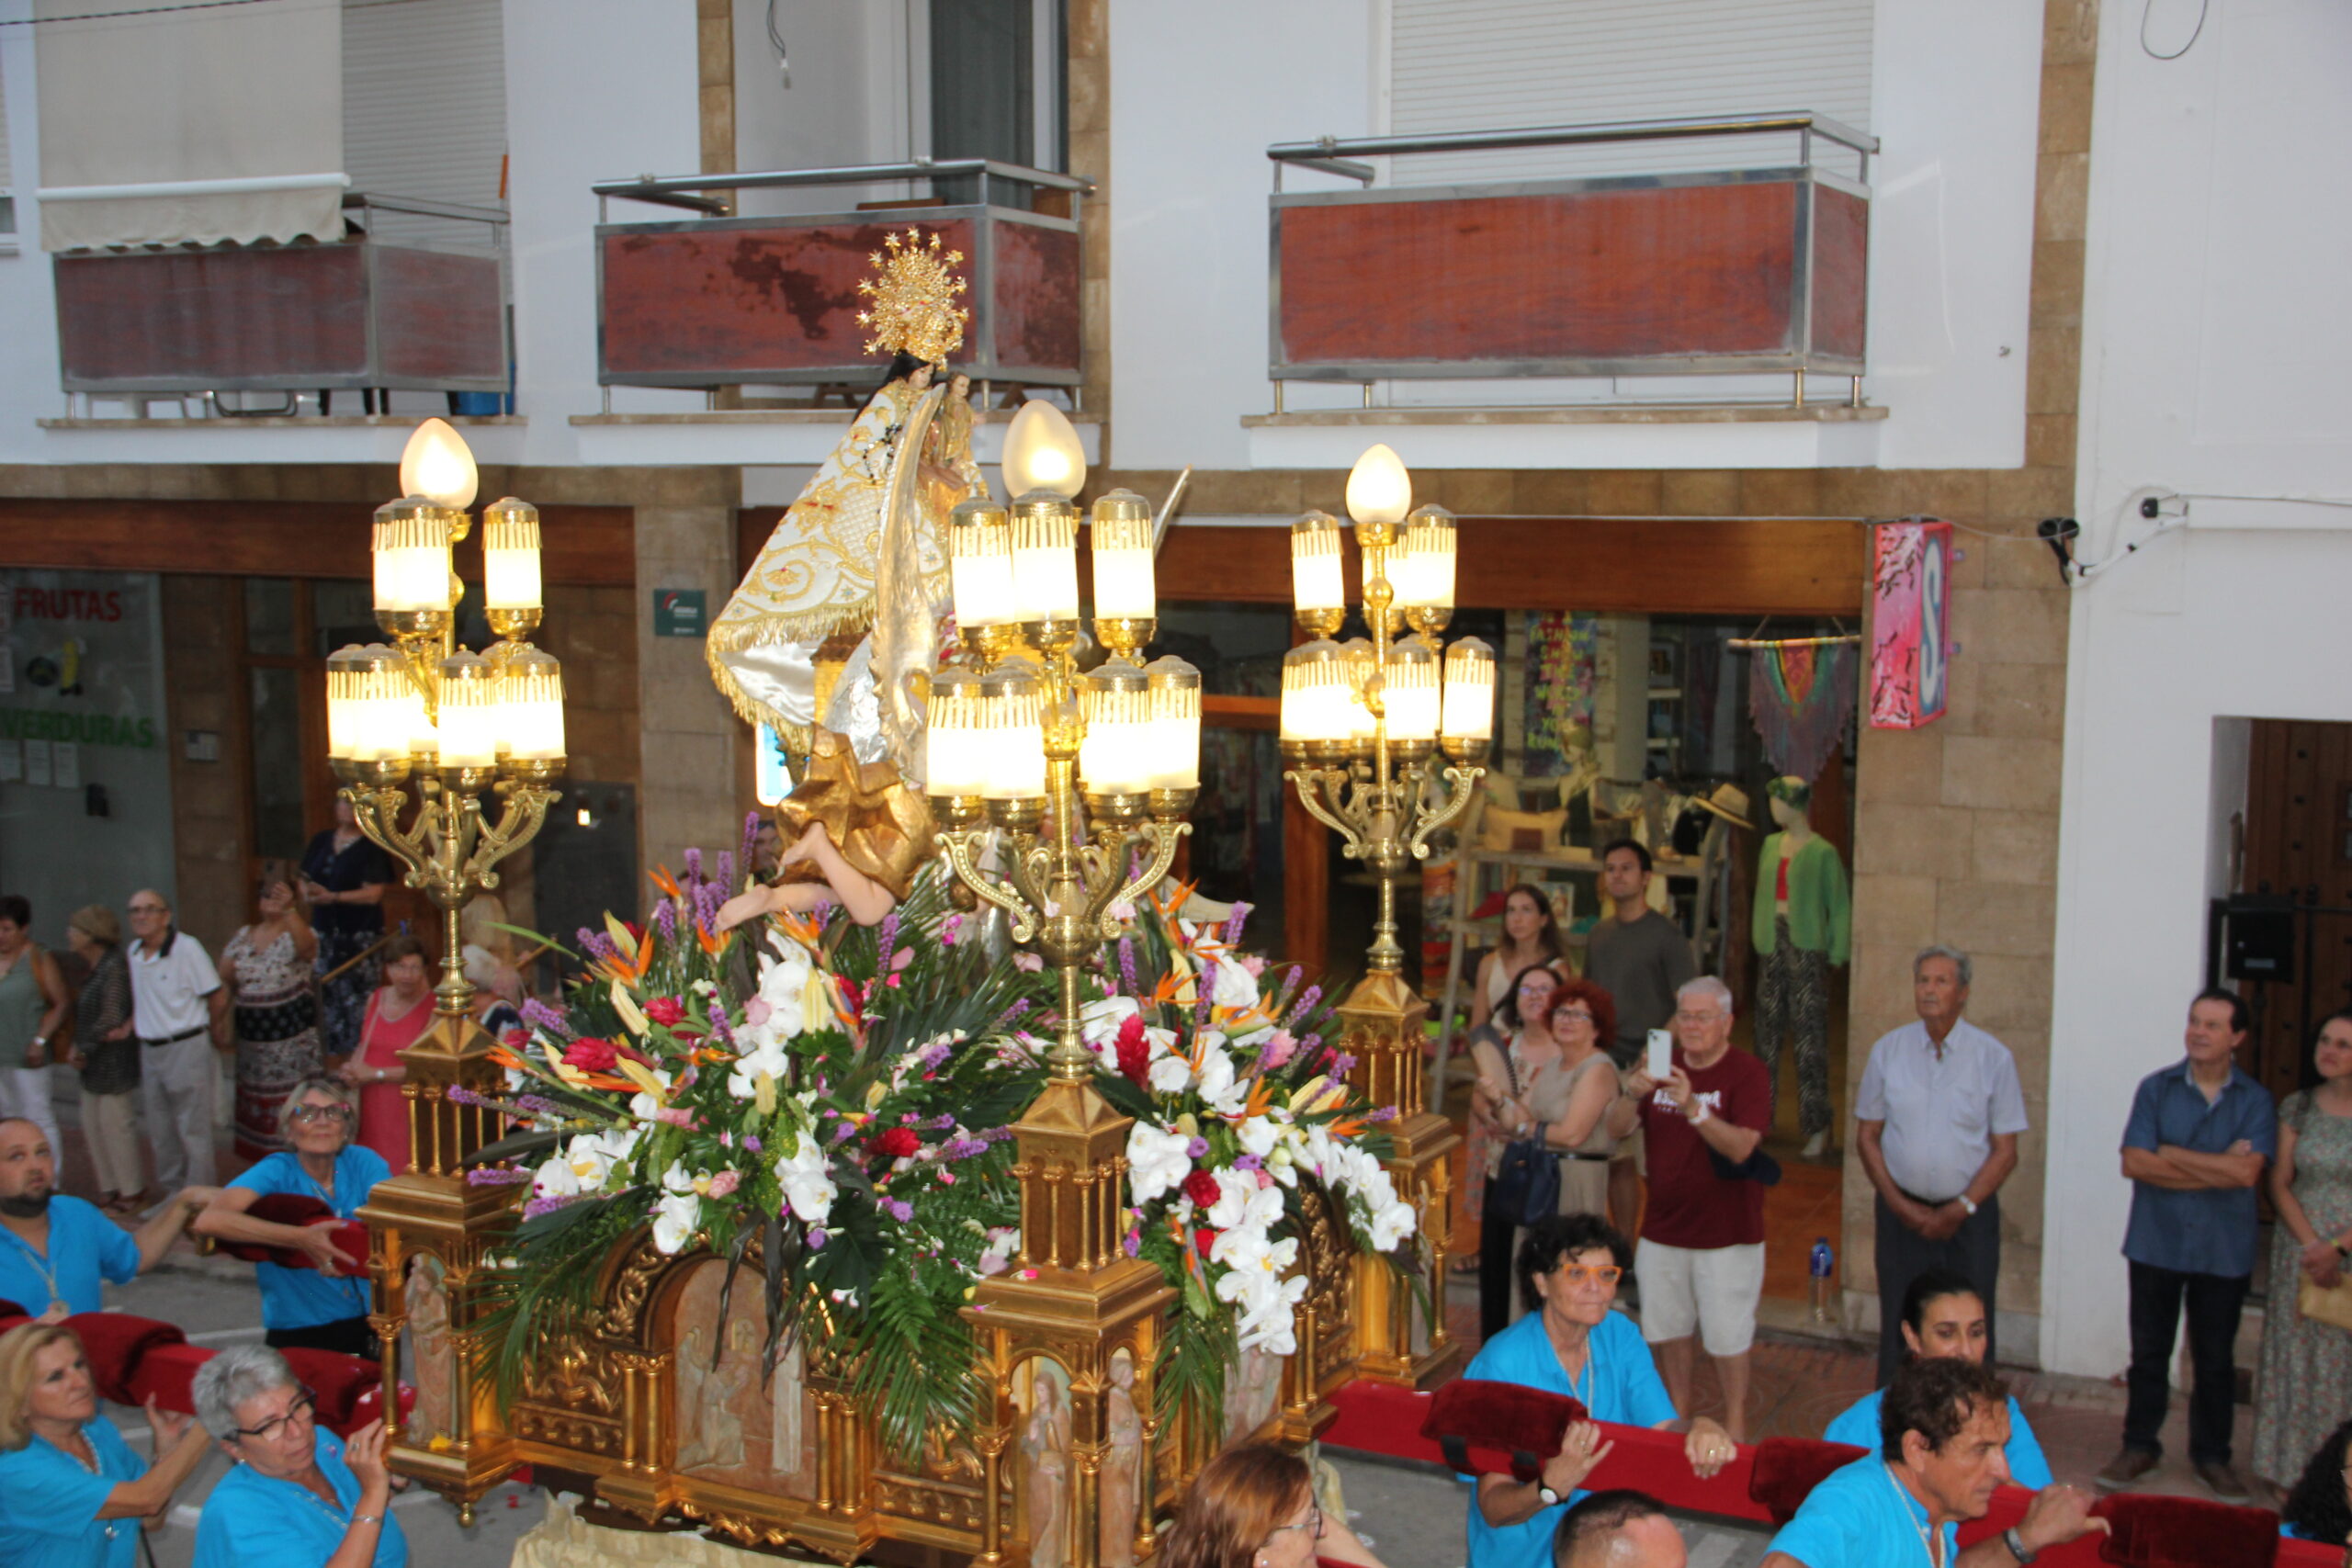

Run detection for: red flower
[[1194, 1227, 1217, 1258], [1181, 1168, 1221, 1210], [874, 1126, 922, 1161], [642, 996, 686, 1027], [500, 1028, 529, 1052], [562, 1037, 618, 1072], [1114, 1014, 1151, 1088]]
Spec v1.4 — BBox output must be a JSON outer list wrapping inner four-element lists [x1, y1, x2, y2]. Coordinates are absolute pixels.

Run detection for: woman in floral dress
[[2254, 1010, 2352, 1493], [218, 861, 322, 1162]]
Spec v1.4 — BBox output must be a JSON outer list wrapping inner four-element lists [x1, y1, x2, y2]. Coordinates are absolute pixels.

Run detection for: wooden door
[[2239, 720, 2352, 1100]]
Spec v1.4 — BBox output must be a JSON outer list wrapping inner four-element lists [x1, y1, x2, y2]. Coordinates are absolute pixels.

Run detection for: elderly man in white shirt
[[1853, 945, 2030, 1382], [126, 889, 229, 1195]]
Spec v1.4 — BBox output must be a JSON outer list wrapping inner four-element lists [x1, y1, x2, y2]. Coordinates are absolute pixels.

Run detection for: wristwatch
[[1686, 1101, 1711, 1126], [2002, 1526, 2035, 1563], [1534, 1483, 1561, 1507], [1957, 1194, 1979, 1217]]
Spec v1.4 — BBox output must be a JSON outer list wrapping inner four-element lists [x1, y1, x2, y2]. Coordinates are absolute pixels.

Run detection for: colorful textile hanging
[[1522, 611, 1600, 776], [1869, 520, 1954, 728], [1747, 639, 1858, 784]]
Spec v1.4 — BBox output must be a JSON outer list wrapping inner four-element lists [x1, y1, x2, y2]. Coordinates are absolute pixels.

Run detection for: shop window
[[248, 665, 309, 861], [244, 578, 299, 657]]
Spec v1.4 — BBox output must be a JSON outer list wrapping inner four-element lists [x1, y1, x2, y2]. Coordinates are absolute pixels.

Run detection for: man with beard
[[0, 1118, 212, 1318]]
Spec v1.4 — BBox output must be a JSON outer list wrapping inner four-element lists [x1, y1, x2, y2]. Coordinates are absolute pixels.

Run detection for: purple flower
[[831, 1122, 857, 1144], [942, 1136, 989, 1160], [1194, 962, 1216, 1026], [942, 913, 963, 947], [875, 910, 900, 977], [918, 1040, 955, 1071], [1283, 985, 1323, 1030], [1117, 937, 1138, 998], [523, 1195, 576, 1220], [717, 851, 735, 896], [1186, 1135, 1209, 1159], [806, 1227, 828, 1249], [1123, 1229, 1142, 1258], [693, 878, 725, 936], [1234, 1153, 1263, 1171], [514, 1095, 561, 1117], [1222, 902, 1252, 946], [446, 1086, 488, 1107], [743, 1135, 763, 1153], [882, 1198, 915, 1223], [1329, 1052, 1358, 1077], [1271, 965, 1303, 1018], [522, 998, 574, 1039], [709, 1010, 735, 1047], [741, 811, 762, 880], [684, 846, 704, 884], [999, 998, 1033, 1025], [930, 1112, 956, 1130], [466, 1166, 532, 1186], [578, 928, 617, 964], [1369, 1106, 1398, 1123], [653, 898, 677, 942]]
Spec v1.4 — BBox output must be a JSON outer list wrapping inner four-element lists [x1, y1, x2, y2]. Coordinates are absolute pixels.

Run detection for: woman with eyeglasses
[[190, 1342, 404, 1568], [219, 862, 322, 1164], [1159, 1441, 1384, 1568], [0, 1320, 210, 1568], [192, 1079, 389, 1359], [1462, 1213, 1735, 1568]]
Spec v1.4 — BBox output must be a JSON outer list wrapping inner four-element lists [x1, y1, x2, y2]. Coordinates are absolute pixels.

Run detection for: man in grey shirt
[[1585, 839, 1697, 1238], [1852, 945, 2030, 1382]]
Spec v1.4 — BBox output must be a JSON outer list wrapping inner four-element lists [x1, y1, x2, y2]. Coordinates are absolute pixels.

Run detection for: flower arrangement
[[1080, 890, 1419, 1432], [466, 830, 1048, 1457]]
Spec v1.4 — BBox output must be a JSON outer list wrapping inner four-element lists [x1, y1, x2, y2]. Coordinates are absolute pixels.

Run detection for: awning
[[34, 0, 345, 252]]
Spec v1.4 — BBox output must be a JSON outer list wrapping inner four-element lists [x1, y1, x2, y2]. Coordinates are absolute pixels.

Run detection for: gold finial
[[854, 228, 970, 366]]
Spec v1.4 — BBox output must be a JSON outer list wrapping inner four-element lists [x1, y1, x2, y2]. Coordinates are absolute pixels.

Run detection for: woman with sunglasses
[[1160, 1440, 1384, 1568], [0, 1320, 210, 1568], [192, 1079, 390, 1359], [191, 1343, 404, 1568], [1463, 1213, 1735, 1568]]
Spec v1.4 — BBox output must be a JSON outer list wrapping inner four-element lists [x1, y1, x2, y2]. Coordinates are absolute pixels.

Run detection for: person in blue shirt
[[1462, 1213, 1736, 1568], [1823, 1268, 2052, 1489], [1764, 1357, 2105, 1568], [2279, 1416, 2352, 1546], [0, 1320, 212, 1568], [2098, 987, 2277, 1504], [191, 1342, 405, 1568], [0, 1117, 214, 1320], [193, 1077, 390, 1359]]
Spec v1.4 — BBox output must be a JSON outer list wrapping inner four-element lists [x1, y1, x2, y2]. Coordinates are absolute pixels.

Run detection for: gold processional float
[[333, 231, 1495, 1564]]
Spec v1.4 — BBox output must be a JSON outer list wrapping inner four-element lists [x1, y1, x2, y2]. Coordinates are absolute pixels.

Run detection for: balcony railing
[[591, 160, 1091, 403], [53, 193, 509, 408], [1264, 113, 1878, 399]]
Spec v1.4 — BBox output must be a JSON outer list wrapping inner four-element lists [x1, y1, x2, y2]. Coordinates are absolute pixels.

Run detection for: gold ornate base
[[1336, 970, 1464, 1391]]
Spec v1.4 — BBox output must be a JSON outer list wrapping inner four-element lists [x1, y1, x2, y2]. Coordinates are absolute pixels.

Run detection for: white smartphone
[[1645, 1029, 1674, 1082]]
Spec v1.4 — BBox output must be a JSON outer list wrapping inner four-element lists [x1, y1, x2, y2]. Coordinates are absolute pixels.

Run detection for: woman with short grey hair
[[192, 1341, 404, 1568]]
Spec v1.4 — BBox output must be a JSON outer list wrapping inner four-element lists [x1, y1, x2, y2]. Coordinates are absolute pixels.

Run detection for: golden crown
[[855, 229, 969, 365]]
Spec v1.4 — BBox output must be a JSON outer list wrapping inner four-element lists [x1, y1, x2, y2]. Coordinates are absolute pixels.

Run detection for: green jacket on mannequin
[[1751, 831, 1850, 965]]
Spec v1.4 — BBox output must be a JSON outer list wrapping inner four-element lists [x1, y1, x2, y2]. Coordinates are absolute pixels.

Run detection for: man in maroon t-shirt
[[1604, 974, 1772, 1440]]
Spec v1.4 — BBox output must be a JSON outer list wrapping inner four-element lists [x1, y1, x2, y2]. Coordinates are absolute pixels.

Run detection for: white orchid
[[650, 1162, 701, 1255], [742, 943, 816, 1050], [726, 1034, 796, 1102], [1146, 1053, 1193, 1096], [1210, 957, 1262, 1011], [1367, 1195, 1417, 1251], [1205, 1169, 1283, 1235], [1236, 1114, 1280, 1159], [1125, 1121, 1193, 1204], [1080, 994, 1140, 1045], [775, 1133, 838, 1226], [1192, 1038, 1249, 1116]]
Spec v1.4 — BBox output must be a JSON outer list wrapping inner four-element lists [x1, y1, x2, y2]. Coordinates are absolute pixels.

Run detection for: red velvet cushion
[[347, 1376, 416, 1438], [1419, 1378, 1589, 1481], [63, 1312, 187, 1405], [1749, 1437, 1870, 1526], [0, 1298, 25, 1318], [124, 1341, 209, 1416], [280, 1348, 382, 1435], [220, 1194, 370, 1274], [2093, 1494, 2282, 1568]]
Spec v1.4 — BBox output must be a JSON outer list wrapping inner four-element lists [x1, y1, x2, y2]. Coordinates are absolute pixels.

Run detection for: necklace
[[1882, 1463, 1943, 1566], [1551, 1328, 1599, 1413], [0, 1220, 61, 1311]]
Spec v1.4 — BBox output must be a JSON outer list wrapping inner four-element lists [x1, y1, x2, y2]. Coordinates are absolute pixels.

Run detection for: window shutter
[[344, 0, 507, 243]]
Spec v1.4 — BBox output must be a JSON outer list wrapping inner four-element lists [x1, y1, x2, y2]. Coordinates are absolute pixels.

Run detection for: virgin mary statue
[[707, 229, 982, 928]]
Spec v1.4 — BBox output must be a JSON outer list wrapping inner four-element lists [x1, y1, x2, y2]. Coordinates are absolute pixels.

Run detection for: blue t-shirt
[[1823, 1388, 2052, 1490], [0, 1413, 144, 1568], [2121, 1060, 2277, 1278], [227, 1148, 390, 1330], [194, 1427, 406, 1568], [0, 1196, 141, 1316], [1460, 1309, 1679, 1568], [1766, 1453, 1959, 1567]]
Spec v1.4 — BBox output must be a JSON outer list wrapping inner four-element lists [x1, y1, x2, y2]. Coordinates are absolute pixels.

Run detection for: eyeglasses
[[1555, 1264, 1623, 1287], [1550, 1008, 1594, 1024], [232, 1387, 317, 1442], [289, 1103, 354, 1124], [127, 904, 166, 915], [1265, 1504, 1321, 1543]]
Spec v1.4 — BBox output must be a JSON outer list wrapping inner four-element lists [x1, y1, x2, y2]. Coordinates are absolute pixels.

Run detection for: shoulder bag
[[1487, 1049, 1563, 1228]]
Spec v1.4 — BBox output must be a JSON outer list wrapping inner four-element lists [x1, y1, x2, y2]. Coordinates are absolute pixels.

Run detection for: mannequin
[[1750, 775, 1849, 1158]]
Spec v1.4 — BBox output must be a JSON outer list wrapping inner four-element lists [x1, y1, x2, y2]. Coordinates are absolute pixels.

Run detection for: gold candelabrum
[[1279, 443, 1493, 1388], [333, 419, 567, 1518]]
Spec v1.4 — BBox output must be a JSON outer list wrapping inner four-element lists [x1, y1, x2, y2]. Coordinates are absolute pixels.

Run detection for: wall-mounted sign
[[1870, 520, 1953, 729], [652, 589, 707, 638]]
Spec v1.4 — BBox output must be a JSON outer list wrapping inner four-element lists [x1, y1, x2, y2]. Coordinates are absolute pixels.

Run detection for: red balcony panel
[[992, 220, 1081, 375], [1272, 173, 1865, 379], [374, 248, 507, 383], [54, 241, 506, 393], [596, 207, 1081, 389]]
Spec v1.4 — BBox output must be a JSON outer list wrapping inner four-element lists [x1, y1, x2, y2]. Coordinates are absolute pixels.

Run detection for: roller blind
[[35, 0, 344, 251], [343, 0, 507, 243], [1387, 0, 1872, 185]]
